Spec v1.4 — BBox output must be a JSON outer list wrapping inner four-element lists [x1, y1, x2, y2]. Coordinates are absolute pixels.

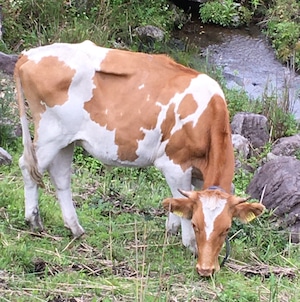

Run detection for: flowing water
[[174, 21, 300, 119]]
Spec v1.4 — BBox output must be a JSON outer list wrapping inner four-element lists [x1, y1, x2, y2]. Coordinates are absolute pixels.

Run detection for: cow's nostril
[[196, 265, 214, 277]]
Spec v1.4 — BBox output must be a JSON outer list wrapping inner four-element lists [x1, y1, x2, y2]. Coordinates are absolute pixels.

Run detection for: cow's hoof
[[68, 225, 85, 239], [26, 216, 44, 233]]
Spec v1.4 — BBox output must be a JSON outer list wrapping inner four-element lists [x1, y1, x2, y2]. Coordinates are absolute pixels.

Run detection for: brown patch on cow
[[84, 49, 199, 162], [161, 103, 176, 141], [177, 94, 198, 119], [16, 55, 76, 142], [19, 56, 75, 108], [165, 94, 234, 193]]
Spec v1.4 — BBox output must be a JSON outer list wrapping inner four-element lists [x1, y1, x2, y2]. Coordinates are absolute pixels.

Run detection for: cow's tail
[[14, 58, 45, 188]]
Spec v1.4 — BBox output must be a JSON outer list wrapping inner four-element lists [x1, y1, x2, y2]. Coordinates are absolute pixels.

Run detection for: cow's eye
[[192, 222, 199, 232], [222, 228, 230, 236]]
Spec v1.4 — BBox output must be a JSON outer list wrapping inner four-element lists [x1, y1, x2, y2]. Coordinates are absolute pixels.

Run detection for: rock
[[134, 25, 165, 42], [231, 112, 269, 150], [271, 134, 300, 157], [0, 52, 18, 75], [247, 157, 300, 243], [232, 133, 250, 158], [0, 147, 12, 165]]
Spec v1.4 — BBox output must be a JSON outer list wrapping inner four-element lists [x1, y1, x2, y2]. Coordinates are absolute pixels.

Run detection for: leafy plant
[[265, 0, 300, 71], [1, 0, 184, 51], [199, 0, 252, 27]]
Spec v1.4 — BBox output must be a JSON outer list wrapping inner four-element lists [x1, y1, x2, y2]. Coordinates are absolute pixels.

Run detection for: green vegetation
[[1, 139, 299, 301], [199, 0, 252, 27], [264, 0, 300, 71], [1, 0, 183, 52]]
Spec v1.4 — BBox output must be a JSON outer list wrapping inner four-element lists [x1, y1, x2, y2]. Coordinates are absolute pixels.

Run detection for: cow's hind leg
[[48, 143, 85, 238], [19, 155, 44, 232]]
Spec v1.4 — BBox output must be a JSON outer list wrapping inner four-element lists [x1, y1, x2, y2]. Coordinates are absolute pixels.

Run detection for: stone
[[0, 52, 18, 75], [0, 147, 12, 165], [134, 25, 165, 42], [247, 157, 300, 243], [271, 134, 300, 157], [232, 133, 250, 158], [231, 112, 269, 150]]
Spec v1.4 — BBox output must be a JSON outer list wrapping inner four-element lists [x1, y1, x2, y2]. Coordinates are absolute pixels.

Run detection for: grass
[[0, 144, 299, 301]]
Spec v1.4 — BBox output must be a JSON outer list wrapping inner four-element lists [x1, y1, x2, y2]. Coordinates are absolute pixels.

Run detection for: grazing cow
[[14, 40, 264, 276]]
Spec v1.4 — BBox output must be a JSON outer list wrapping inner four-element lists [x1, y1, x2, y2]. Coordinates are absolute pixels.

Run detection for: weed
[[199, 0, 252, 27], [264, 0, 300, 71], [1, 0, 184, 51]]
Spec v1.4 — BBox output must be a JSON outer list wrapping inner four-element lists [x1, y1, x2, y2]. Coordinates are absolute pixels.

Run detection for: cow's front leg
[[181, 217, 197, 255], [19, 155, 44, 232], [48, 144, 84, 238], [166, 212, 181, 234], [156, 160, 196, 249]]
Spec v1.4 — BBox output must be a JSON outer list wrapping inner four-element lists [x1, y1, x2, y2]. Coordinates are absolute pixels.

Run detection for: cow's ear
[[162, 198, 196, 219], [233, 202, 265, 223]]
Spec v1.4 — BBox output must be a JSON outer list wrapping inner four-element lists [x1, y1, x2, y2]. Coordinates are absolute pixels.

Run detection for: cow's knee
[[181, 218, 198, 256]]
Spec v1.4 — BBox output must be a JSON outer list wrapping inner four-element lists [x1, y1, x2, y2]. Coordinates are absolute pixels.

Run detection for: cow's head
[[163, 189, 265, 277]]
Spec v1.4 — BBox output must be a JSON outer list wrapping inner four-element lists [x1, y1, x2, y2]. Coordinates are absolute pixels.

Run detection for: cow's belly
[[76, 118, 164, 168]]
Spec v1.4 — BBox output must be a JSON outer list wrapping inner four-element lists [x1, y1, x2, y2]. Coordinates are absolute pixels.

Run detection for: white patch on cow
[[200, 196, 226, 240], [25, 40, 110, 72], [138, 84, 145, 90], [181, 74, 225, 128], [146, 94, 150, 102]]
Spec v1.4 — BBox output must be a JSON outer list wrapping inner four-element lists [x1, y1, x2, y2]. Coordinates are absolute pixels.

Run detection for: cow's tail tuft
[[14, 58, 45, 188]]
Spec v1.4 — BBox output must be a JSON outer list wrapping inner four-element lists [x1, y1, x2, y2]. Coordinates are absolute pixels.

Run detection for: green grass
[[0, 145, 299, 301]]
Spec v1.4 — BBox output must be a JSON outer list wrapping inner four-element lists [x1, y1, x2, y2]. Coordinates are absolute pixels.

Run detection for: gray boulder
[[0, 147, 12, 165], [0, 52, 18, 75], [247, 157, 300, 243], [231, 112, 269, 150], [232, 133, 250, 158], [134, 25, 165, 42], [271, 134, 300, 157]]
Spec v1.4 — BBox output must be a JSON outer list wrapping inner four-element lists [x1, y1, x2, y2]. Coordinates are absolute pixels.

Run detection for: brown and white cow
[[14, 40, 264, 276]]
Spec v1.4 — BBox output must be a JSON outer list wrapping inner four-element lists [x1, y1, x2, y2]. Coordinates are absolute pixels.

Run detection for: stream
[[174, 20, 300, 119]]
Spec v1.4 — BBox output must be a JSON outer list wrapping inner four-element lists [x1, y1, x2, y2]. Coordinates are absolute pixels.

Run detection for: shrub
[[199, 0, 252, 27], [1, 0, 183, 51], [265, 0, 300, 71]]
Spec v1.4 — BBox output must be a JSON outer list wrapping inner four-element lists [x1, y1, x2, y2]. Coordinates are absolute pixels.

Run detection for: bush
[[265, 0, 300, 71], [1, 0, 183, 51], [199, 0, 252, 27]]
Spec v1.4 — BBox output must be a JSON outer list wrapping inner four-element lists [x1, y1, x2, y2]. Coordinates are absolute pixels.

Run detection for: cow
[[14, 40, 264, 276]]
